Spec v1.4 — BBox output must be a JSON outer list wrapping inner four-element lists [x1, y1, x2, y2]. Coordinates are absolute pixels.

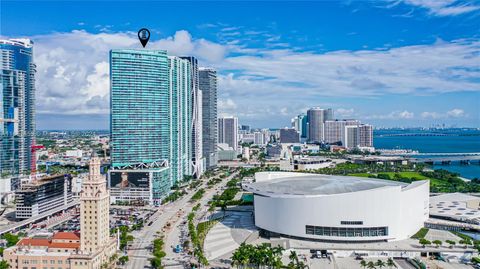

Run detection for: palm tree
[[376, 259, 386, 269], [386, 258, 396, 268], [367, 261, 376, 269], [360, 260, 367, 269]]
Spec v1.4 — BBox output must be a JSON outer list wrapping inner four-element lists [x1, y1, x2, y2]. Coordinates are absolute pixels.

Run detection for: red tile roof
[[16, 232, 80, 250], [52, 232, 80, 241]]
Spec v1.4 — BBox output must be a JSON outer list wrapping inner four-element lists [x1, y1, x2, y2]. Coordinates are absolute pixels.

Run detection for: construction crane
[[31, 143, 45, 181]]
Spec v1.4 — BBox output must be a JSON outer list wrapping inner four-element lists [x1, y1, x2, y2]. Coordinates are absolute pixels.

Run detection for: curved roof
[[243, 174, 408, 196]]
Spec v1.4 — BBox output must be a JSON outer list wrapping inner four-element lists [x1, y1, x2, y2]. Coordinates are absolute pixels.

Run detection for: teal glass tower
[[110, 49, 171, 200], [1, 39, 36, 185], [110, 50, 193, 202]]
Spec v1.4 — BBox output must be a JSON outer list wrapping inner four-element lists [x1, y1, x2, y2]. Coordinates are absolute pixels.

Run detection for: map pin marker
[[138, 28, 150, 48]]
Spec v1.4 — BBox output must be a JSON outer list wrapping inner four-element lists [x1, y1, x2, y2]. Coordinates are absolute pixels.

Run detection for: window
[[341, 221, 363, 225], [305, 225, 388, 237]]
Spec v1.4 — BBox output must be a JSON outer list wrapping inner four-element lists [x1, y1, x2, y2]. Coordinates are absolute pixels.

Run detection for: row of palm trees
[[231, 243, 285, 269], [360, 258, 397, 269]]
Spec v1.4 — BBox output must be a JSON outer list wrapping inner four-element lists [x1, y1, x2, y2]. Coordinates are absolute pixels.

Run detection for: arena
[[243, 172, 429, 242]]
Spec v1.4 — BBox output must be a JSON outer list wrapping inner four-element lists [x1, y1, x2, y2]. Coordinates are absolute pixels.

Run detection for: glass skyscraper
[[168, 56, 193, 183], [199, 68, 218, 169], [110, 49, 171, 200], [110, 50, 193, 202], [1, 39, 36, 185]]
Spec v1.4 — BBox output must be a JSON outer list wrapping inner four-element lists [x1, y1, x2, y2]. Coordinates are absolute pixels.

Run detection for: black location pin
[[138, 28, 150, 48]]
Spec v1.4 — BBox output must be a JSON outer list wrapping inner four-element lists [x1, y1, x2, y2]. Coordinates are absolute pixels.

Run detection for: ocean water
[[374, 129, 480, 179]]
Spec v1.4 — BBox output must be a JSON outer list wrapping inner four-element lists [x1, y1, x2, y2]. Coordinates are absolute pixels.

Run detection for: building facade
[[0, 39, 36, 188], [199, 68, 218, 169], [218, 117, 238, 151], [244, 172, 429, 242], [344, 124, 373, 148], [5, 156, 118, 269], [15, 174, 73, 219], [110, 49, 171, 200], [307, 108, 333, 143], [324, 119, 360, 145], [168, 56, 193, 183], [180, 56, 204, 178], [279, 128, 300, 143]]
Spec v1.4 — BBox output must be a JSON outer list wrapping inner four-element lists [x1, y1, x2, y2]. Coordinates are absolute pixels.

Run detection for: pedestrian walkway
[[204, 211, 257, 261]]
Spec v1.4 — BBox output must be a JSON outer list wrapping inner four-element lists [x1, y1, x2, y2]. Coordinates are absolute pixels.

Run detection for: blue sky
[[1, 0, 479, 129]]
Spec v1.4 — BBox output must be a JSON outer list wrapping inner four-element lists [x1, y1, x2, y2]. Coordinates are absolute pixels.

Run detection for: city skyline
[[1, 1, 479, 129]]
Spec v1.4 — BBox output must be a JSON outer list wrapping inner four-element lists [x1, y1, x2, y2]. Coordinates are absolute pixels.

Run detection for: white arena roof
[[429, 193, 480, 224], [243, 174, 407, 196]]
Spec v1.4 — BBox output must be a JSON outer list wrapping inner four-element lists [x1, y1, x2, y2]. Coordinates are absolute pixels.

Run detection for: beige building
[[4, 155, 118, 269]]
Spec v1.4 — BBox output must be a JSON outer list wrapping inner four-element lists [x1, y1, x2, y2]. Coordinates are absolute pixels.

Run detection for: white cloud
[[447, 108, 466, 117], [421, 111, 441, 119], [393, 0, 480, 16], [15, 29, 477, 123], [30, 30, 227, 115], [336, 108, 355, 117], [366, 110, 415, 119]]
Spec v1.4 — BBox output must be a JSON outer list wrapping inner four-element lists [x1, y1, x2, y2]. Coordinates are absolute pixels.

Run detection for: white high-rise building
[[307, 108, 333, 143], [218, 117, 239, 151], [324, 119, 360, 145], [344, 124, 373, 148]]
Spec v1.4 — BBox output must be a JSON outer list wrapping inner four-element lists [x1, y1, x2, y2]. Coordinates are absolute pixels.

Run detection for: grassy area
[[190, 189, 205, 202], [348, 169, 473, 193], [411, 228, 429, 239]]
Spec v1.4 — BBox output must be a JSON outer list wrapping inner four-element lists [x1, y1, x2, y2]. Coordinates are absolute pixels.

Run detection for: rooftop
[[243, 174, 408, 196]]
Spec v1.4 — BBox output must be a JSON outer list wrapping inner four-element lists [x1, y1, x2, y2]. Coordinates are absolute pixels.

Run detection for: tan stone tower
[[80, 153, 110, 254]]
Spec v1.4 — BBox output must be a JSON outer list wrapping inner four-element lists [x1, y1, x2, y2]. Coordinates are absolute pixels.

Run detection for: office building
[[110, 49, 171, 201], [324, 119, 360, 145], [180, 56, 204, 178], [244, 172, 429, 242], [199, 68, 218, 169], [241, 125, 251, 132], [279, 128, 300, 143], [5, 156, 118, 269], [292, 114, 308, 140], [218, 117, 239, 151], [0, 39, 36, 190], [15, 174, 73, 219], [307, 108, 333, 143], [217, 143, 237, 161]]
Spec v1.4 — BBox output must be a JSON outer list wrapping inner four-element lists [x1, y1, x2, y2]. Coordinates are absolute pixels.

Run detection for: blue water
[[374, 129, 480, 179]]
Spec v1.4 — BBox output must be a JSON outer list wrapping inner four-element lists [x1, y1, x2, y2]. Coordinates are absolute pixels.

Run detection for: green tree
[[433, 240, 442, 248], [446, 240, 456, 248], [376, 260, 386, 268], [367, 261, 376, 269], [419, 238, 431, 248], [0, 260, 9, 269], [360, 260, 367, 269], [386, 258, 397, 268], [118, 255, 129, 265]]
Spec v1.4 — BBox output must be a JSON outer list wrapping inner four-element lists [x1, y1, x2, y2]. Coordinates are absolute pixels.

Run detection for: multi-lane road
[[126, 169, 239, 269]]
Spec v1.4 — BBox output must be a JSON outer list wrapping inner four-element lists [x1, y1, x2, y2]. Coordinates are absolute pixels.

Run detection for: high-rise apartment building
[[344, 124, 373, 148], [324, 119, 360, 145], [199, 68, 218, 169], [0, 39, 36, 186], [180, 56, 204, 178], [110, 50, 192, 203], [307, 108, 333, 143], [218, 117, 239, 151], [168, 56, 193, 182], [358, 124, 373, 147]]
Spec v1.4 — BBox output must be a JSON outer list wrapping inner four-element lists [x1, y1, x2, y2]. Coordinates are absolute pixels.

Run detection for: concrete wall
[[253, 172, 429, 242]]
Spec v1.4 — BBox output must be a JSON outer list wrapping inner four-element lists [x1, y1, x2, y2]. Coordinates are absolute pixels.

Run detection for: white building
[[243, 172, 429, 242], [324, 119, 359, 145], [344, 124, 373, 148]]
